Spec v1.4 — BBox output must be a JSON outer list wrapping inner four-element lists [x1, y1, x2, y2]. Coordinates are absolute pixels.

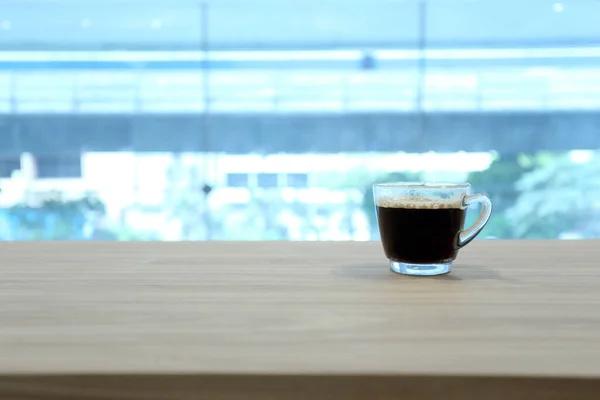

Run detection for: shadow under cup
[[373, 182, 492, 276]]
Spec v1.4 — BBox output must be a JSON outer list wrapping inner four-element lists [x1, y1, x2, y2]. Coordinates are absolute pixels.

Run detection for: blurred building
[[0, 0, 599, 174], [0, 0, 599, 240]]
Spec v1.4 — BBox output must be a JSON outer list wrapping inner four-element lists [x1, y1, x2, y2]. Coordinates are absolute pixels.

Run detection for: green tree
[[467, 153, 533, 238], [164, 157, 209, 240], [506, 153, 600, 238], [5, 192, 106, 240]]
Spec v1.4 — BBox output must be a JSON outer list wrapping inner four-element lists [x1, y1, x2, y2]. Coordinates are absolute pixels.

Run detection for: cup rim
[[373, 181, 471, 189]]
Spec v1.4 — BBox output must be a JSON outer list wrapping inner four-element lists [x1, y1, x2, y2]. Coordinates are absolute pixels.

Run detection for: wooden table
[[0, 240, 599, 399]]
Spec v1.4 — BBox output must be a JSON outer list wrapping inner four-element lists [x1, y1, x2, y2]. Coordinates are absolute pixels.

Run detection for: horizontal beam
[[0, 111, 599, 155]]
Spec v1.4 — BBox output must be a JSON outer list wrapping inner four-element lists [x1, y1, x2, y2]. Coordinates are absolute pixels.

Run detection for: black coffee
[[376, 200, 466, 264]]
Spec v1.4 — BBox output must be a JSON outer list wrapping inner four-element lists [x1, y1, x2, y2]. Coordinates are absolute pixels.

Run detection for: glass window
[[257, 173, 278, 188], [226, 173, 249, 188], [0, 0, 599, 241], [286, 173, 308, 188]]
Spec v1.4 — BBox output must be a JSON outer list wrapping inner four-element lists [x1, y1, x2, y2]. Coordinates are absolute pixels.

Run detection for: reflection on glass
[[0, 0, 599, 241]]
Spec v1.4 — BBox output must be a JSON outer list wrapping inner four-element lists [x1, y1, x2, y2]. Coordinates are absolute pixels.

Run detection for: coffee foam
[[376, 196, 463, 209]]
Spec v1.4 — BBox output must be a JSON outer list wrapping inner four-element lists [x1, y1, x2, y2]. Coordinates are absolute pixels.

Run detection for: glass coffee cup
[[373, 182, 492, 276]]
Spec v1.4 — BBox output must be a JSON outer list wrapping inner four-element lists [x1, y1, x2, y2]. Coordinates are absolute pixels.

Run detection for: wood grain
[[0, 240, 599, 399]]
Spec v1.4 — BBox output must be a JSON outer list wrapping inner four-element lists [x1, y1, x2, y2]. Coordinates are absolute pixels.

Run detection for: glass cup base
[[390, 261, 452, 276]]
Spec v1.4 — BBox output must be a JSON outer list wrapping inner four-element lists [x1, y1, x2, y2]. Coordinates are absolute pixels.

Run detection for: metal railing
[[1, 67, 600, 113]]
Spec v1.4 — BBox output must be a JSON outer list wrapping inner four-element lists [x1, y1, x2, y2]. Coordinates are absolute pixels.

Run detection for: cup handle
[[458, 193, 493, 248]]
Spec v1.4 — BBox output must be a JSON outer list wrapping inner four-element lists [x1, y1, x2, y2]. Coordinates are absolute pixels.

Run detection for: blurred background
[[0, 0, 599, 241]]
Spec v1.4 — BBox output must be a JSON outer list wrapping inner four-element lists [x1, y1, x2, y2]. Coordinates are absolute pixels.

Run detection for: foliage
[[467, 153, 534, 238], [468, 153, 532, 213], [164, 157, 209, 240], [2, 192, 106, 240], [506, 153, 600, 238], [209, 193, 289, 240], [356, 153, 538, 240]]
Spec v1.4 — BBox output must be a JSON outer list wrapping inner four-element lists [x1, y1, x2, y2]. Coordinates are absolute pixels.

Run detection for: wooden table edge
[[0, 373, 599, 400]]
